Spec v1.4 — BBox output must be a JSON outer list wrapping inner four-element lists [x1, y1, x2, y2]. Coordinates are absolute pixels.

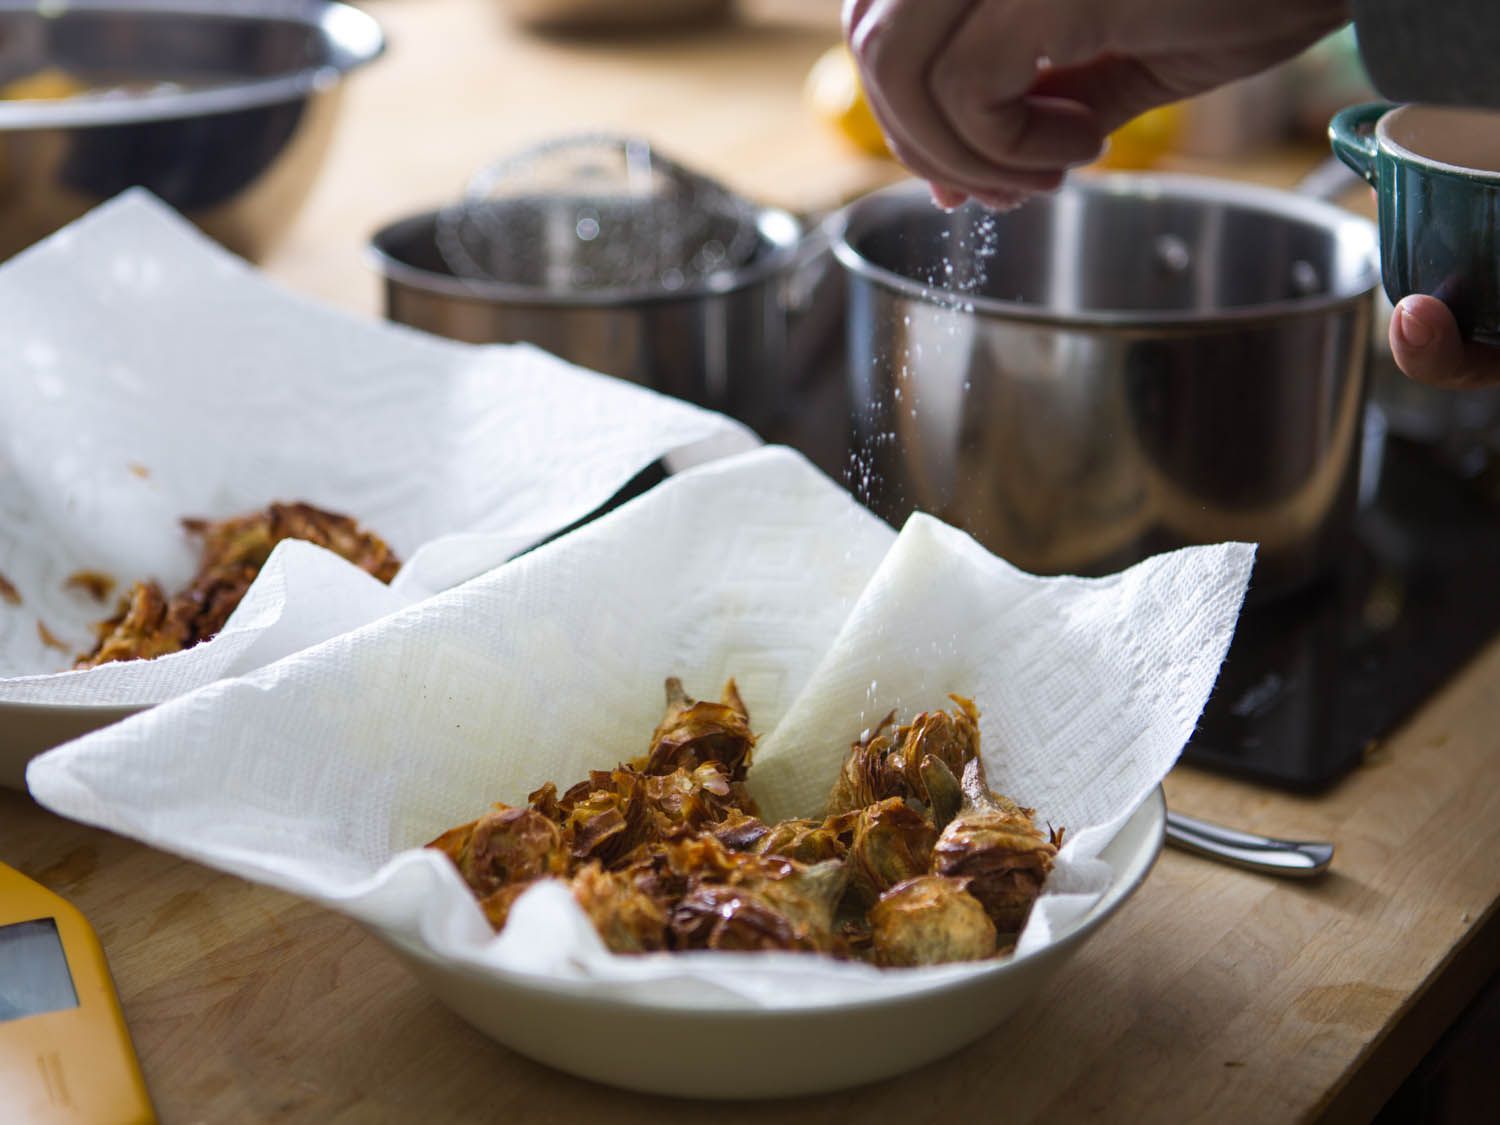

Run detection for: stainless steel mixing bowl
[[0, 0, 383, 260], [371, 204, 802, 430], [835, 175, 1380, 596]]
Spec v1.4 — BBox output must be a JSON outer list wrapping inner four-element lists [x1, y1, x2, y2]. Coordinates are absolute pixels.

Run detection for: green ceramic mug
[[1330, 102, 1500, 344]]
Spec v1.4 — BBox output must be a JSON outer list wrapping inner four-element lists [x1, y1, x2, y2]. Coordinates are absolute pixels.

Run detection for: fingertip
[[1394, 298, 1438, 349], [1390, 295, 1469, 387], [930, 183, 968, 211], [972, 189, 1032, 212]]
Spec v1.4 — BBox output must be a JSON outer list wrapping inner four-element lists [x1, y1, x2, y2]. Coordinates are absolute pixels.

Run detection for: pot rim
[[832, 174, 1381, 329], [0, 0, 384, 130], [368, 206, 803, 308]]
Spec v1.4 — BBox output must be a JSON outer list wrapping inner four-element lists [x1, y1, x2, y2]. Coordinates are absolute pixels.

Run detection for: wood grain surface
[[4, 1, 1497, 1121]]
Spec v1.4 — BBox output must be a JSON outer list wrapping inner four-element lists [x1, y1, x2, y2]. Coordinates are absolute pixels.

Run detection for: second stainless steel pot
[[835, 175, 1381, 596], [371, 205, 801, 432]]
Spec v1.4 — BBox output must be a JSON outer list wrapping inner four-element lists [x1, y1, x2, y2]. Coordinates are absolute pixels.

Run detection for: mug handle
[[1329, 102, 1391, 185]]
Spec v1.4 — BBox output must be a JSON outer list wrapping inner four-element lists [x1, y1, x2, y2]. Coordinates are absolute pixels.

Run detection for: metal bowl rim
[[832, 174, 1382, 329], [367, 206, 804, 308], [0, 0, 384, 129]]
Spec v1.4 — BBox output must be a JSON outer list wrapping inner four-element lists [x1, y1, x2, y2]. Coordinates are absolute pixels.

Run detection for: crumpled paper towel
[[28, 446, 1254, 1008], [0, 190, 752, 706]]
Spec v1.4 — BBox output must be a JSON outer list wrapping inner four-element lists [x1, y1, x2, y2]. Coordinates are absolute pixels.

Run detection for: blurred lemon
[[1094, 102, 1184, 170], [0, 67, 88, 101], [805, 45, 890, 158]]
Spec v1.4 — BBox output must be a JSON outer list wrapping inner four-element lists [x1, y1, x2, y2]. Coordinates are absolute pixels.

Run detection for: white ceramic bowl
[[381, 787, 1165, 1098], [0, 701, 143, 789]]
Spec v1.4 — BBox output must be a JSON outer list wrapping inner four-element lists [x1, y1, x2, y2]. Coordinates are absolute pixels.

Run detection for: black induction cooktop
[[1181, 433, 1500, 790]]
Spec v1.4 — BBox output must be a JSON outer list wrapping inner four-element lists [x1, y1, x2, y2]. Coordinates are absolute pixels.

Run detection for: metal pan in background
[[370, 191, 803, 435], [833, 173, 1381, 599]]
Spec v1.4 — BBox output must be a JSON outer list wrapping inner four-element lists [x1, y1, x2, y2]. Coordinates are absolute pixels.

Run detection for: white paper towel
[[29, 447, 1255, 1007], [0, 191, 753, 706]]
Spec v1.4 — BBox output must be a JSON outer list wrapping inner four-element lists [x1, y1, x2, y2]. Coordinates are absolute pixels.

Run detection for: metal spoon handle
[[1165, 811, 1334, 878]]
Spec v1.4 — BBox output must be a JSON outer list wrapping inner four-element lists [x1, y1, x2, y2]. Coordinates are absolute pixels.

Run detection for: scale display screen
[[0, 918, 79, 1023]]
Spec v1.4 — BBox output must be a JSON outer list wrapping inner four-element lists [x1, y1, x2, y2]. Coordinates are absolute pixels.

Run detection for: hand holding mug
[[1331, 102, 1500, 388], [1390, 295, 1500, 388]]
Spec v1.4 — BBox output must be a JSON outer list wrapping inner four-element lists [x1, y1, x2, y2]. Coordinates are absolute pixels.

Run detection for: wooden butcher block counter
[[2, 1, 1496, 1121]]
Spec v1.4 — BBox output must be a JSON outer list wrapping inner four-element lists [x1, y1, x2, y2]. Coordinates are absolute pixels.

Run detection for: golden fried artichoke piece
[[75, 580, 190, 668], [569, 863, 668, 953], [618, 842, 692, 915], [710, 809, 773, 852], [749, 817, 849, 865], [824, 695, 979, 828], [842, 797, 939, 908], [670, 885, 814, 953], [76, 501, 400, 667], [931, 758, 1061, 935], [426, 803, 569, 899], [752, 859, 848, 941], [169, 564, 263, 644], [711, 810, 848, 865], [636, 677, 756, 782], [651, 834, 848, 952], [553, 760, 749, 868], [178, 502, 400, 641], [182, 510, 275, 573], [642, 762, 750, 840], [186, 501, 400, 584], [869, 875, 998, 966], [669, 855, 848, 953], [558, 769, 651, 868], [265, 502, 401, 583]]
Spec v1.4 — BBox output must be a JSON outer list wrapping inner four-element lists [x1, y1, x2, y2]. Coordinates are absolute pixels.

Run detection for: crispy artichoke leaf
[[825, 711, 899, 815], [710, 810, 773, 852], [637, 677, 756, 781], [750, 817, 849, 865]]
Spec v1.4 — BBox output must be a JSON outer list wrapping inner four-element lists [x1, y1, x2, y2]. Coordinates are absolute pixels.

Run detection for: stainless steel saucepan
[[370, 135, 805, 432], [833, 174, 1381, 597]]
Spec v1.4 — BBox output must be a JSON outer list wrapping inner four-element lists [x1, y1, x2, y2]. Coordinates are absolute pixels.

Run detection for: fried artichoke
[[666, 838, 848, 954], [842, 798, 939, 908], [429, 679, 1060, 968], [543, 760, 748, 869], [76, 501, 399, 668], [635, 677, 756, 783], [869, 875, 997, 966], [556, 769, 652, 868], [78, 580, 189, 667], [428, 804, 569, 898], [569, 863, 669, 953], [825, 695, 979, 828], [931, 759, 1061, 935]]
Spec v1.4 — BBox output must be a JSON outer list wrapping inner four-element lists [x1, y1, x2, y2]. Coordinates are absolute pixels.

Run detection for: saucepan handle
[[1328, 101, 1391, 186]]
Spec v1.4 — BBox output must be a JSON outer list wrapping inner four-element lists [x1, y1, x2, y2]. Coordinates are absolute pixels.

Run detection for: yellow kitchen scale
[[1, 861, 154, 1123]]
